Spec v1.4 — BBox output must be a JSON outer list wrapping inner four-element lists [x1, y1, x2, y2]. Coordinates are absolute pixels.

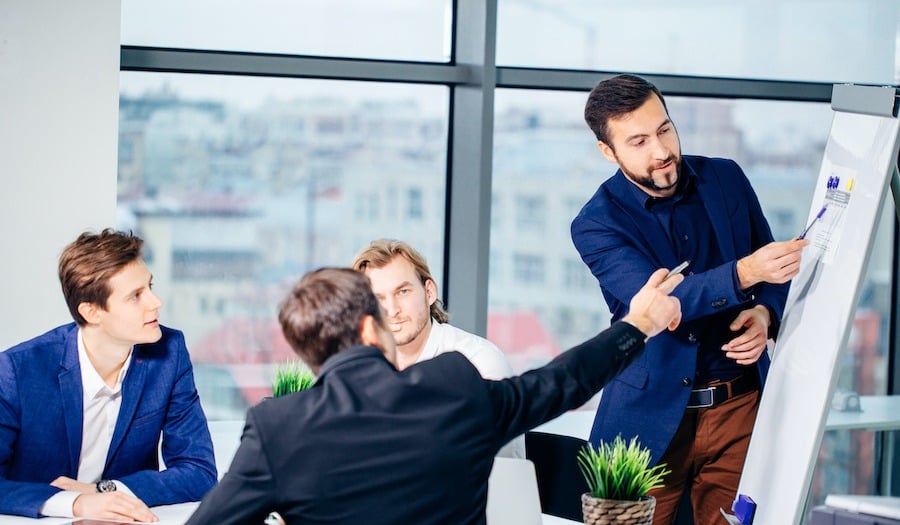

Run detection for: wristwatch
[[96, 479, 117, 493]]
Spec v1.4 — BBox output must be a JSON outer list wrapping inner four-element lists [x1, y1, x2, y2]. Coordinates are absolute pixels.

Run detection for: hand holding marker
[[797, 205, 826, 240]]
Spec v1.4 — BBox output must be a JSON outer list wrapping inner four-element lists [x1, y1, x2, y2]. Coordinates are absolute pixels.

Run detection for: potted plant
[[271, 360, 317, 398], [577, 435, 670, 525]]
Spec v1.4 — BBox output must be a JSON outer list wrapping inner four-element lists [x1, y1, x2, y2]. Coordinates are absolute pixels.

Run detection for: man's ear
[[360, 315, 381, 347], [77, 302, 101, 325], [598, 141, 617, 164], [424, 279, 437, 307]]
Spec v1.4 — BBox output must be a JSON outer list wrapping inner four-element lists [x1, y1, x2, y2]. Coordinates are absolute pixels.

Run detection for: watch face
[[97, 479, 117, 493]]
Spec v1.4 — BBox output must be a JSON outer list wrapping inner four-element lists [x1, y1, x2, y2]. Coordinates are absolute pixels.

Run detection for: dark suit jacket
[[0, 323, 217, 518], [571, 155, 789, 464], [186, 321, 646, 525]]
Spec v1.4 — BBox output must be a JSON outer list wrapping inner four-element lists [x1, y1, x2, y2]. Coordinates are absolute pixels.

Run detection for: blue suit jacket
[[570, 155, 789, 464], [0, 323, 217, 518]]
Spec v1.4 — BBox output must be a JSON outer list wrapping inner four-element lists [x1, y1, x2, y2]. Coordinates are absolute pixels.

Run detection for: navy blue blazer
[[186, 322, 647, 525], [571, 155, 789, 464], [0, 323, 217, 518]]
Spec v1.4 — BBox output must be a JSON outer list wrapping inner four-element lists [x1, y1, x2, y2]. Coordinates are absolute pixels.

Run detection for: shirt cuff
[[40, 491, 78, 518], [114, 480, 135, 497], [731, 261, 755, 301]]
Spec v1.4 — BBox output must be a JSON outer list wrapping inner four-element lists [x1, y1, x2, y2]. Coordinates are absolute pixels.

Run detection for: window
[[497, 0, 900, 84], [407, 187, 424, 220], [563, 259, 593, 290], [122, 0, 453, 62], [118, 72, 449, 418], [514, 194, 546, 231], [512, 254, 545, 284]]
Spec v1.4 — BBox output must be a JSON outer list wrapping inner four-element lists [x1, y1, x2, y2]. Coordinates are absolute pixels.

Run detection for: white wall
[[0, 0, 121, 349]]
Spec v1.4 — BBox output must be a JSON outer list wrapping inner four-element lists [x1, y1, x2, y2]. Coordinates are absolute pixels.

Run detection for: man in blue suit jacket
[[571, 75, 807, 524], [0, 229, 216, 520], [187, 266, 683, 525]]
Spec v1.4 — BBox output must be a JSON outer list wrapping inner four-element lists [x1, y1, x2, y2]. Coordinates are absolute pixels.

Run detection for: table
[[0, 502, 200, 524]]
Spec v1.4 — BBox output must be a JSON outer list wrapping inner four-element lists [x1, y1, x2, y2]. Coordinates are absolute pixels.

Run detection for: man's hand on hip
[[722, 305, 771, 365]]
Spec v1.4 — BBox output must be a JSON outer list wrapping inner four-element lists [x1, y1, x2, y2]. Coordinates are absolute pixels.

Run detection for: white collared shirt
[[40, 329, 135, 518], [416, 320, 514, 380], [415, 319, 525, 458]]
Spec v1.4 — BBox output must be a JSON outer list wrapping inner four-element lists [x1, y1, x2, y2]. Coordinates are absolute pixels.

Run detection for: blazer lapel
[[606, 173, 680, 268], [690, 160, 736, 262], [106, 348, 147, 469], [59, 329, 83, 475]]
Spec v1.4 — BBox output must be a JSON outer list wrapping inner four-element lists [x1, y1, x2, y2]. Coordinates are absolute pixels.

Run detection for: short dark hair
[[58, 229, 144, 326], [278, 268, 385, 369], [584, 74, 667, 146]]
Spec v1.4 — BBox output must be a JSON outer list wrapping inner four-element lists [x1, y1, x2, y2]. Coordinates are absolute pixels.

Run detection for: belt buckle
[[688, 386, 715, 408]]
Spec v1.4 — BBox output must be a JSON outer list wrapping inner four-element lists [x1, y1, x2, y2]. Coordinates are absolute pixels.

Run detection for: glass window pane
[[497, 0, 899, 84], [122, 0, 452, 63], [119, 72, 449, 419]]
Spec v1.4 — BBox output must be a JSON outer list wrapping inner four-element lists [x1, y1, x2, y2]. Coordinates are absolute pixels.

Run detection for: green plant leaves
[[272, 360, 317, 397], [577, 435, 670, 501]]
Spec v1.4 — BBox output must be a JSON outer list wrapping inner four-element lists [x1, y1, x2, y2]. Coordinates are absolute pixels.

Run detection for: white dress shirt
[[40, 329, 134, 518], [415, 320, 525, 458]]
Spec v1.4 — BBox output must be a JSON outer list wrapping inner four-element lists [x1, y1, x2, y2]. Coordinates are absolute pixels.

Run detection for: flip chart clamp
[[720, 494, 756, 525]]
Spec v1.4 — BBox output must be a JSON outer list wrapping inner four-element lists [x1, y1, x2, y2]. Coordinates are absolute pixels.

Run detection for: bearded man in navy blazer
[[0, 229, 216, 521], [571, 74, 808, 524], [187, 266, 683, 525]]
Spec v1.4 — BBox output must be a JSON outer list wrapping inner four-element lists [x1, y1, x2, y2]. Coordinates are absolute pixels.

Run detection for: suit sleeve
[[118, 336, 217, 506], [0, 352, 62, 518], [571, 169, 788, 327], [572, 209, 751, 324], [487, 322, 646, 447], [185, 410, 275, 525]]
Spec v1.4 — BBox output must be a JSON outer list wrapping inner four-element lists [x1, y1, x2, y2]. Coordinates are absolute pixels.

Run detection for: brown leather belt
[[686, 374, 758, 409]]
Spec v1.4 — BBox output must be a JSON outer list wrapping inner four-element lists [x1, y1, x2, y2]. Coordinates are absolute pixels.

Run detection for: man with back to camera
[[185, 266, 683, 525], [0, 229, 216, 521], [352, 238, 524, 457], [570, 74, 808, 524]]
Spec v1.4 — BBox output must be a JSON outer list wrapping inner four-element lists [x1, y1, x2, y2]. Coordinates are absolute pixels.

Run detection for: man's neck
[[80, 327, 133, 388]]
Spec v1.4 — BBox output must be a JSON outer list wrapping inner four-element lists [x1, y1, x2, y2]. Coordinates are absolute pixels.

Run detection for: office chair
[[524, 431, 589, 522]]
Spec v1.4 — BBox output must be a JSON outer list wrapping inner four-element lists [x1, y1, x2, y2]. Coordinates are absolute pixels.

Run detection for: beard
[[391, 311, 431, 347], [620, 154, 682, 194]]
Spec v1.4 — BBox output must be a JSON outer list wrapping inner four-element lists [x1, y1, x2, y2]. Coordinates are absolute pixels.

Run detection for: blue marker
[[797, 205, 826, 240]]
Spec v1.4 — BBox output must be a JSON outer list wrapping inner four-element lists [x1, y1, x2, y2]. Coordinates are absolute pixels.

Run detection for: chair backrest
[[525, 430, 589, 522], [486, 457, 543, 525]]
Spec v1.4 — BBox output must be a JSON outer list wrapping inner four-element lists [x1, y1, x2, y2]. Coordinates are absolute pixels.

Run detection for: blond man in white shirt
[[353, 239, 524, 457]]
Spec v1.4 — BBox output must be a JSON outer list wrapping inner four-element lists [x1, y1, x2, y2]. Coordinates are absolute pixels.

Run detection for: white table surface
[[0, 502, 200, 524]]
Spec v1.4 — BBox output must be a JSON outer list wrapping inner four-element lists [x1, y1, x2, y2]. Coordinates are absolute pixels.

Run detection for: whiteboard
[[736, 85, 900, 524]]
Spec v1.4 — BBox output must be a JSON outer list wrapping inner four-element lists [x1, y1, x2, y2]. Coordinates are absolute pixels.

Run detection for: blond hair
[[352, 239, 448, 323]]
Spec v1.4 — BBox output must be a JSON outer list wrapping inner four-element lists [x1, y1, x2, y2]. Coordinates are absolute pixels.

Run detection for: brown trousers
[[649, 389, 760, 525]]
